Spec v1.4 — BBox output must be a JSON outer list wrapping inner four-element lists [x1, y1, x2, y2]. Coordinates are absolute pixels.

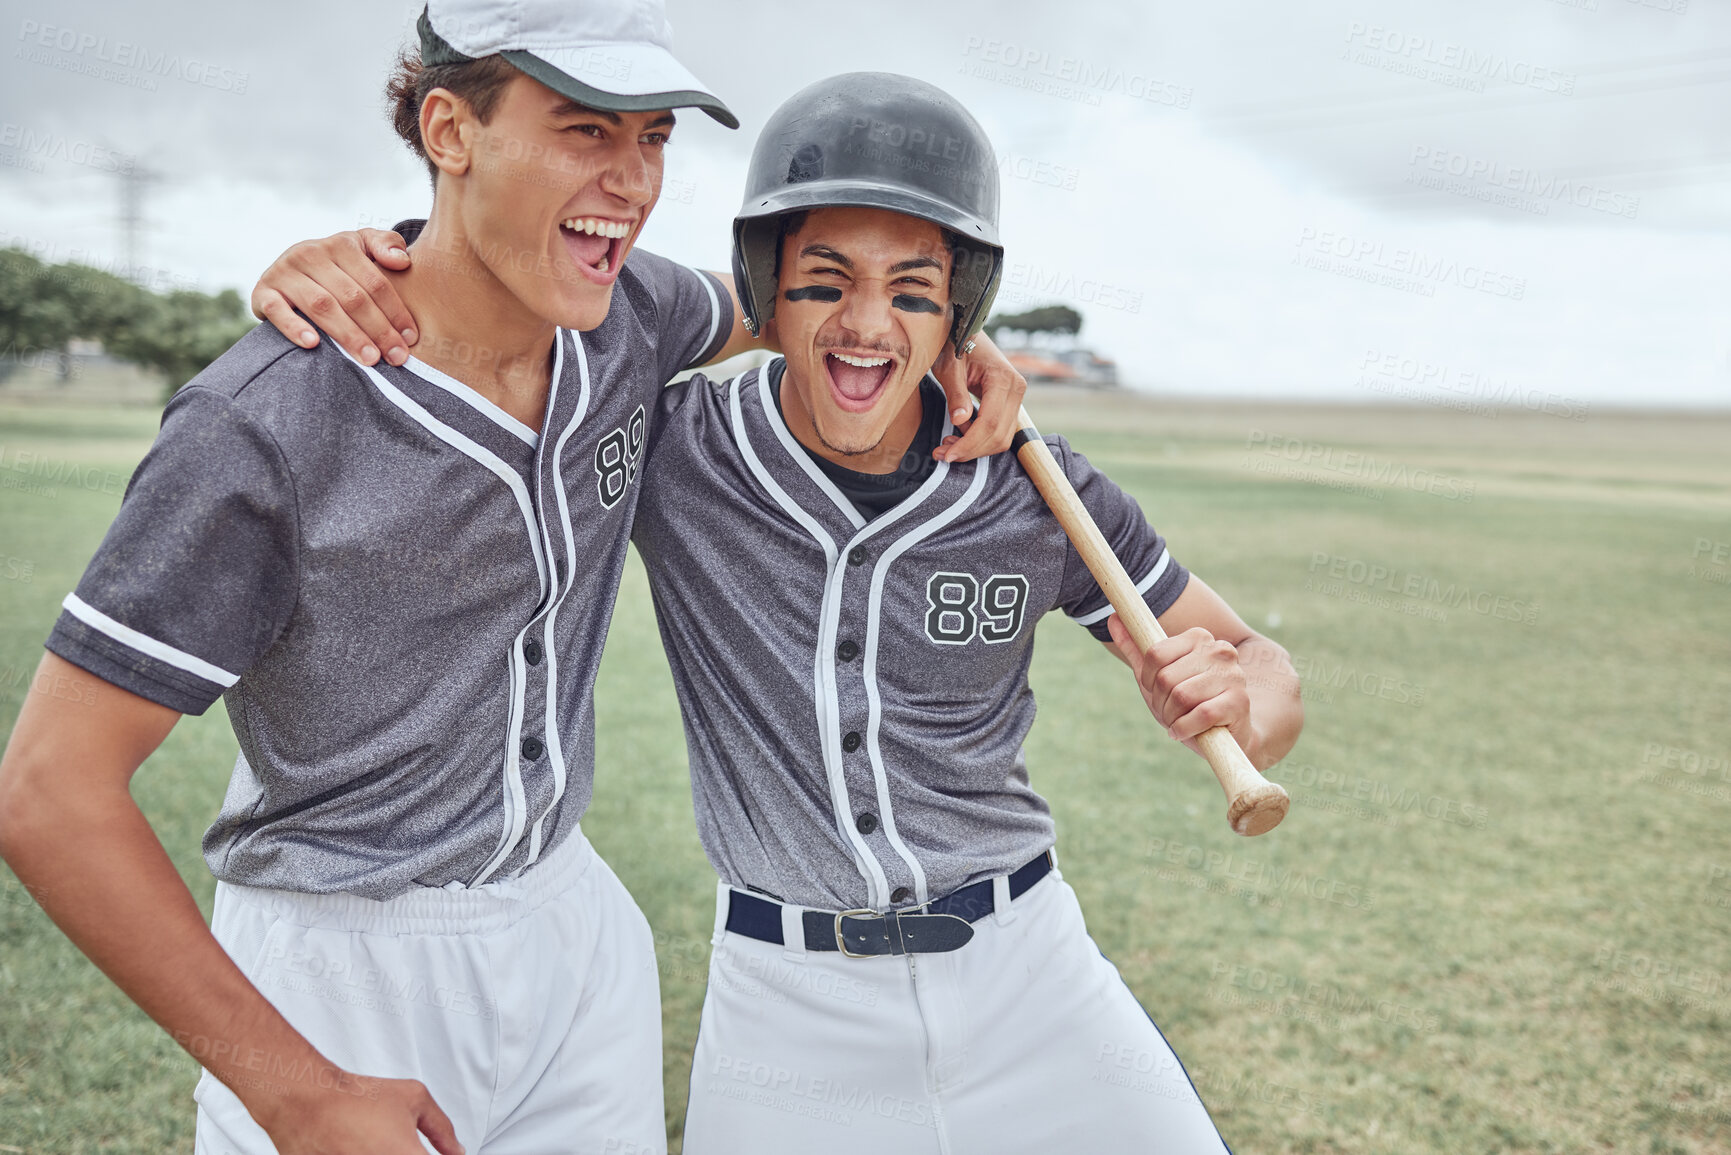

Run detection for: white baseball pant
[[682, 865, 1232, 1153], [191, 827, 666, 1155]]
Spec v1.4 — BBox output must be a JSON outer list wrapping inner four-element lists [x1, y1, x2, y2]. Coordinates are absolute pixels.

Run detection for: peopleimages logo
[[998, 149, 1081, 192], [1244, 430, 1477, 503], [16, 19, 250, 94], [1143, 836, 1376, 909], [1407, 146, 1639, 220], [1356, 349, 1591, 422], [1306, 551, 1540, 627], [958, 36, 1193, 110], [1271, 761, 1490, 829], [1342, 22, 1577, 96], [708, 1054, 936, 1128], [1209, 961, 1444, 1032], [0, 123, 134, 173], [1294, 228, 1527, 301], [0, 444, 129, 499], [998, 261, 1143, 314]]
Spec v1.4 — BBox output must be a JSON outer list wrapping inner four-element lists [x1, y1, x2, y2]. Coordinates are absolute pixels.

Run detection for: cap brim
[[504, 45, 738, 129]]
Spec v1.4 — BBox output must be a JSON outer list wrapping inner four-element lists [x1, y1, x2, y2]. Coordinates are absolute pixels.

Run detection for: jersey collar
[[745, 355, 961, 541]]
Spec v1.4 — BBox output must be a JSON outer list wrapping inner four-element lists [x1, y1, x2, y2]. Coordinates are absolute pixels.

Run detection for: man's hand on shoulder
[[931, 329, 1028, 463], [251, 230, 418, 368]]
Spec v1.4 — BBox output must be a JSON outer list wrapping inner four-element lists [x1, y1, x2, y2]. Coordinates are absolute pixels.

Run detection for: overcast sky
[[3, 0, 1727, 407]]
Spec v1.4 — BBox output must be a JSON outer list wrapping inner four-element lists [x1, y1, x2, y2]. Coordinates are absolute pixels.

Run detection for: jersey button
[[842, 731, 861, 753], [891, 887, 912, 904], [848, 546, 867, 566], [521, 737, 544, 761], [523, 641, 543, 666], [836, 640, 859, 662], [855, 812, 878, 835]]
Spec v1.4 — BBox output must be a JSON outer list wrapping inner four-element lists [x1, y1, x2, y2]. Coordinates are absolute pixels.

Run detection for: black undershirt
[[769, 358, 943, 520]]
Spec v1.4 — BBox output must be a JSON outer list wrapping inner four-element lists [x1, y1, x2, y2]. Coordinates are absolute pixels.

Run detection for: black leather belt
[[724, 851, 1052, 957]]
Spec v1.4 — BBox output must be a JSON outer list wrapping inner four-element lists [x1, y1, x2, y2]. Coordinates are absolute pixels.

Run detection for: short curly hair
[[384, 48, 519, 184]]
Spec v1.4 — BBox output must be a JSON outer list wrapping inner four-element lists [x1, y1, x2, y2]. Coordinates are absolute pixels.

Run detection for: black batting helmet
[[731, 72, 1003, 357]]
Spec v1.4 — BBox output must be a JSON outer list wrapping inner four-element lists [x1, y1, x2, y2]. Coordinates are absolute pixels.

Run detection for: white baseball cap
[[419, 0, 738, 129]]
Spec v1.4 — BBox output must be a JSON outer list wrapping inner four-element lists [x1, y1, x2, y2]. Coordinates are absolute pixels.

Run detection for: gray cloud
[[2, 0, 1725, 403]]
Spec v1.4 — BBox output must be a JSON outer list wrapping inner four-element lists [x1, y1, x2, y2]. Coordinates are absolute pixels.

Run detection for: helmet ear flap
[[732, 218, 782, 336], [946, 239, 1004, 357]]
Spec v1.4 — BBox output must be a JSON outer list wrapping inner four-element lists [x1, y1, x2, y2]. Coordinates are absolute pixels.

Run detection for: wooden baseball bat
[[1012, 406, 1290, 836]]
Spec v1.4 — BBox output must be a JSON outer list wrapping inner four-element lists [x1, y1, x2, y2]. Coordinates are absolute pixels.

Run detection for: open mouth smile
[[559, 216, 632, 281], [824, 350, 898, 413]]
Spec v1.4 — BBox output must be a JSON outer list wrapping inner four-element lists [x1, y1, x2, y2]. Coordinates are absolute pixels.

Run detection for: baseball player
[[0, 9, 1028, 1155], [0, 10, 1030, 1155], [247, 71, 1303, 1149], [0, 3, 748, 1150], [624, 74, 1305, 1150]]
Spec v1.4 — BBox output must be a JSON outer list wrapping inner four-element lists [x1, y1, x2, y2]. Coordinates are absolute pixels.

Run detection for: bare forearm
[[1237, 636, 1303, 770], [0, 721, 333, 1129]]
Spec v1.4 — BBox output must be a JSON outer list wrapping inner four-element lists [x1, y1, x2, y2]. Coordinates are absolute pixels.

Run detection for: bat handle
[[1013, 408, 1290, 837], [1198, 728, 1290, 836]]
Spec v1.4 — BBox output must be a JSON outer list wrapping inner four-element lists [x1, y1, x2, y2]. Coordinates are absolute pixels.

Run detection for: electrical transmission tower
[[117, 161, 161, 285]]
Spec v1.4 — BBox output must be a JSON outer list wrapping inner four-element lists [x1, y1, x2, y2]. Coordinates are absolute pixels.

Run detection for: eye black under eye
[[891, 294, 943, 315], [784, 286, 843, 303]]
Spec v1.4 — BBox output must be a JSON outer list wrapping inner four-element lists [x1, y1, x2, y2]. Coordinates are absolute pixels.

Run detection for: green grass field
[[2, 391, 1729, 1153]]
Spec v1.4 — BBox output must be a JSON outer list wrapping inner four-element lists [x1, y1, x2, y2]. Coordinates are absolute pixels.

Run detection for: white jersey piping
[[857, 449, 986, 906], [520, 330, 592, 870], [755, 357, 867, 532], [729, 368, 891, 907], [401, 354, 541, 447], [338, 346, 548, 890]]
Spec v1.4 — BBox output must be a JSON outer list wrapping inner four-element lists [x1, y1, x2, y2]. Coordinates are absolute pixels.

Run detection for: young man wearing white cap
[[0, 6, 1029, 1155], [253, 68, 1296, 1151]]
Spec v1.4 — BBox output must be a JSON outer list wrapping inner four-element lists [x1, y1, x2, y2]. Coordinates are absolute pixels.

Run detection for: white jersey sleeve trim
[[61, 593, 242, 688], [695, 266, 722, 363], [403, 355, 541, 448], [1069, 549, 1172, 627]]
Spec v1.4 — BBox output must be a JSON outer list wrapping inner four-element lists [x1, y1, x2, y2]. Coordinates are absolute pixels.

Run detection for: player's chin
[[815, 413, 892, 459], [529, 276, 616, 333]]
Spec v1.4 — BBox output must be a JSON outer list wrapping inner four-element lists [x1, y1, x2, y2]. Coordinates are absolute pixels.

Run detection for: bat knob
[[1228, 781, 1290, 837]]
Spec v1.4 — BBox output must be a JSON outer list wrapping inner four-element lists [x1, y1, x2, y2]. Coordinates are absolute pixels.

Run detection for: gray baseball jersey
[[632, 357, 1188, 911], [46, 249, 729, 900]]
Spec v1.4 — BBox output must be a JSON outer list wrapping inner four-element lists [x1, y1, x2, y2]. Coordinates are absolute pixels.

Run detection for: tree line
[[984, 304, 1082, 340], [1, 246, 1086, 401], [0, 247, 255, 399]]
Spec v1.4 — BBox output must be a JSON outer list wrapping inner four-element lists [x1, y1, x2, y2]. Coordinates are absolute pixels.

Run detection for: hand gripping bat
[[1012, 407, 1290, 836]]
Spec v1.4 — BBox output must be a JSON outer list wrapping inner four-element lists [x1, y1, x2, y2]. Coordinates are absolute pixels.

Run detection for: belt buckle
[[834, 908, 878, 958]]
